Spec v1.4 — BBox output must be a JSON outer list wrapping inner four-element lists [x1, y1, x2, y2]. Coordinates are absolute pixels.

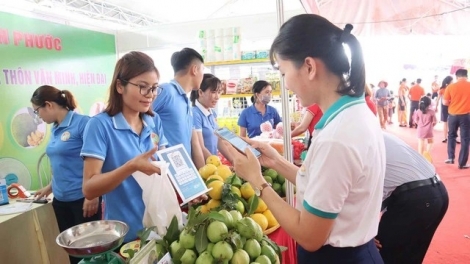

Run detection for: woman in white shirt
[[225, 14, 385, 263]]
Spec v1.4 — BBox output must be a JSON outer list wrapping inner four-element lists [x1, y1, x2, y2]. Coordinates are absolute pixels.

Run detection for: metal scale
[[56, 220, 129, 264]]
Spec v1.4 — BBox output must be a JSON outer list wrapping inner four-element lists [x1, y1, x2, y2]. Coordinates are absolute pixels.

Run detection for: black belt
[[382, 175, 440, 210]]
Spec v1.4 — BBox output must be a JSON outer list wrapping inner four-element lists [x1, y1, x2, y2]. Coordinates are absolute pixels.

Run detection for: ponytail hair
[[30, 85, 77, 111], [190, 73, 221, 106], [419, 96, 431, 114], [440, 76, 453, 89], [270, 14, 365, 97]]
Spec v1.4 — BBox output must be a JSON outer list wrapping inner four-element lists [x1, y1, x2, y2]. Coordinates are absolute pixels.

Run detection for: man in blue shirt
[[152, 48, 205, 168]]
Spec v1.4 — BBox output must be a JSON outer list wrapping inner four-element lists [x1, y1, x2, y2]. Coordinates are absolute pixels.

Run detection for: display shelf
[[205, 59, 270, 66]]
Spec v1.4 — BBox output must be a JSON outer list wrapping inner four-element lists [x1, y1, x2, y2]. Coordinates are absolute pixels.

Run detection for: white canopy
[[301, 0, 470, 35]]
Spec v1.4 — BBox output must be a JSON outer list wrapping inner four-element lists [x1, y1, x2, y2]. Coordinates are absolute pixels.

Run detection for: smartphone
[[215, 127, 261, 158]]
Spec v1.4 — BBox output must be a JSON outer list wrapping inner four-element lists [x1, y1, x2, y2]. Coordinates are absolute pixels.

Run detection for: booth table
[[0, 201, 69, 264]]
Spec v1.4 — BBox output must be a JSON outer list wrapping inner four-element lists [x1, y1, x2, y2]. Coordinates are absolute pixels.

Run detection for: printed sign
[[157, 144, 210, 205]]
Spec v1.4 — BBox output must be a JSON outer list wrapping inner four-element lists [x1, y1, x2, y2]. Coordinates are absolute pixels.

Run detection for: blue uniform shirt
[[80, 112, 161, 242], [47, 111, 89, 202], [238, 105, 282, 138], [152, 80, 193, 153], [193, 100, 218, 155]]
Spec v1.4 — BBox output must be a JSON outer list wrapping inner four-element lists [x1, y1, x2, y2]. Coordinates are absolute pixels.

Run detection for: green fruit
[[235, 200, 245, 214], [179, 229, 196, 249], [243, 239, 261, 259], [207, 243, 215, 253], [207, 221, 229, 243], [232, 175, 243, 188], [230, 210, 243, 223], [195, 251, 214, 264], [263, 169, 277, 181], [170, 240, 182, 258], [181, 249, 197, 264], [263, 176, 273, 185], [261, 244, 277, 263], [255, 255, 271, 264], [211, 241, 234, 261], [231, 249, 250, 264], [236, 217, 263, 241], [231, 186, 241, 197], [281, 182, 286, 195], [219, 210, 235, 229], [272, 183, 282, 195], [276, 175, 285, 184]]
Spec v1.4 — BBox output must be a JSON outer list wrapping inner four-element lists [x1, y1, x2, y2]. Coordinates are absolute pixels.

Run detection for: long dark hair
[[31, 85, 77, 111], [190, 73, 221, 106], [270, 14, 365, 97], [105, 51, 159, 117], [440, 76, 453, 89], [419, 96, 431, 114]]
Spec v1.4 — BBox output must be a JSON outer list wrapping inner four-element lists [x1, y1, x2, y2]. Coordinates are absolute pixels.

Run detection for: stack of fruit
[[261, 168, 287, 198], [169, 209, 283, 264], [198, 156, 281, 235]]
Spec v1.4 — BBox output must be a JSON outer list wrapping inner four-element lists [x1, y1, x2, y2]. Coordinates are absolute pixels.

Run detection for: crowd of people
[[370, 71, 470, 169]]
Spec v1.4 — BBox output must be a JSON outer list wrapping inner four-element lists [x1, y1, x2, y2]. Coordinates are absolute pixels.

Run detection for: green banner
[[0, 11, 116, 190]]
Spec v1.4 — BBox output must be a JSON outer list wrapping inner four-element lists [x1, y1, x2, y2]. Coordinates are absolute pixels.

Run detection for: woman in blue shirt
[[31, 85, 101, 264], [190, 73, 232, 162], [80, 51, 170, 243], [238, 80, 282, 138]]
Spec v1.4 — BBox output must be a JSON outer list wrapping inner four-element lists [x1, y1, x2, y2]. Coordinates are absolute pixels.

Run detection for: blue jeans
[[447, 113, 470, 166]]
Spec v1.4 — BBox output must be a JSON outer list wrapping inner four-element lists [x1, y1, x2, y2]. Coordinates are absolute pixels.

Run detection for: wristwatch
[[254, 182, 272, 197]]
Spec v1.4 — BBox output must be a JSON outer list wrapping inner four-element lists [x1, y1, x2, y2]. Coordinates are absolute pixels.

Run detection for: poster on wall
[[0, 11, 116, 190]]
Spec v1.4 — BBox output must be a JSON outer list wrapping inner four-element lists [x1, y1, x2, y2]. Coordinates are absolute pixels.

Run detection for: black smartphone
[[215, 127, 261, 158]]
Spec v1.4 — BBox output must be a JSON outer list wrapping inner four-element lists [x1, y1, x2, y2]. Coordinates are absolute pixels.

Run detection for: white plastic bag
[[132, 161, 183, 237]]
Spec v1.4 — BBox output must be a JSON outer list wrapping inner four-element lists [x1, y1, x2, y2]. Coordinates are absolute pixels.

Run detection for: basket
[[263, 223, 280, 235]]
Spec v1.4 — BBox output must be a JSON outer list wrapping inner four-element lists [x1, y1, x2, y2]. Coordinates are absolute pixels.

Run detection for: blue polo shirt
[[152, 80, 193, 153], [80, 112, 161, 242], [46, 111, 89, 202], [193, 100, 218, 155], [238, 105, 282, 138]]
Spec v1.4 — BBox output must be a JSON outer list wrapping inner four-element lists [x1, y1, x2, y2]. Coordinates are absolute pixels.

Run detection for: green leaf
[[123, 248, 136, 260], [262, 236, 283, 263], [137, 226, 156, 248], [279, 246, 288, 252], [236, 195, 248, 209], [163, 215, 181, 245], [173, 247, 186, 262], [207, 211, 226, 222], [247, 195, 259, 216], [205, 178, 218, 185], [229, 232, 243, 250], [195, 223, 209, 254]]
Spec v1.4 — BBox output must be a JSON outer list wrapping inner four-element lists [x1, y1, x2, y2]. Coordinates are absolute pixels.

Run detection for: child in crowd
[[413, 96, 437, 163]]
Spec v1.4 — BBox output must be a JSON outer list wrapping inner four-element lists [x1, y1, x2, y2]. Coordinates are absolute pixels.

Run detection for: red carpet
[[386, 123, 470, 264]]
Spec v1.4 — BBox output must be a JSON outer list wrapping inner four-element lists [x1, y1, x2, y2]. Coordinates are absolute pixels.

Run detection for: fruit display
[[174, 209, 282, 264], [198, 155, 284, 237]]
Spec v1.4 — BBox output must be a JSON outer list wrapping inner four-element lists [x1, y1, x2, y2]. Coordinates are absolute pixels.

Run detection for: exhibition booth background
[[1, 0, 470, 190]]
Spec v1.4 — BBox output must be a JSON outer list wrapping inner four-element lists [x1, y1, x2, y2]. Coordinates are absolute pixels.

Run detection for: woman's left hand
[[83, 197, 100, 218], [188, 194, 208, 206], [223, 141, 264, 186]]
